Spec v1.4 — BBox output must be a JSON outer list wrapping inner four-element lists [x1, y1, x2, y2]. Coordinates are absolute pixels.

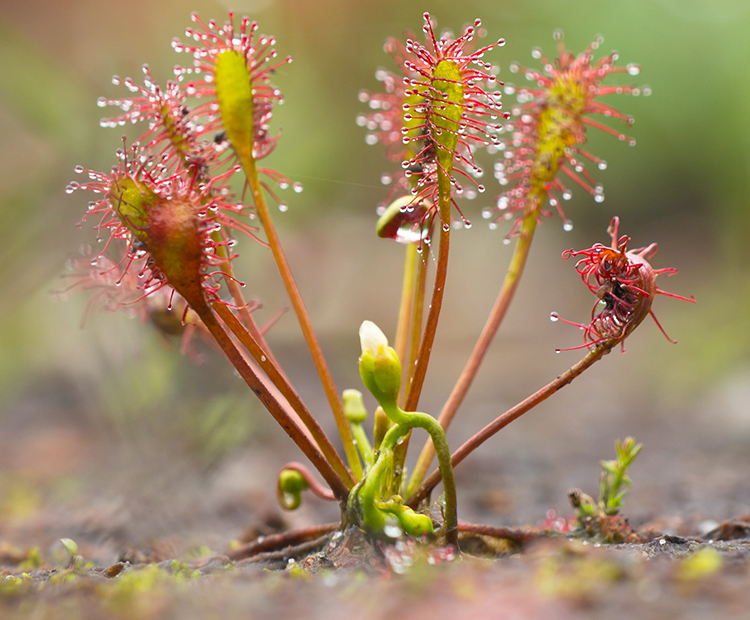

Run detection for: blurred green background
[[0, 0, 748, 549]]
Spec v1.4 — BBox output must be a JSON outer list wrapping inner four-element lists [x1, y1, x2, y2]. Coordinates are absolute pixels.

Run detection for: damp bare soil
[[1, 513, 749, 619], [2, 356, 750, 618]]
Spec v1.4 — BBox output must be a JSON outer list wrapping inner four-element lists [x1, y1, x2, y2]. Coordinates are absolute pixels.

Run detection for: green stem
[[191, 299, 351, 502], [349, 421, 374, 468], [237, 152, 362, 481], [394, 242, 419, 380], [407, 341, 615, 508], [407, 246, 429, 393], [391, 242, 426, 492], [391, 247, 430, 487], [407, 213, 538, 496], [213, 302, 355, 489], [349, 424, 409, 535], [382, 403, 458, 546]]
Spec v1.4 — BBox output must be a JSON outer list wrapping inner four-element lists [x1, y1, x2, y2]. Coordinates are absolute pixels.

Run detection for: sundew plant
[[64, 12, 694, 550]]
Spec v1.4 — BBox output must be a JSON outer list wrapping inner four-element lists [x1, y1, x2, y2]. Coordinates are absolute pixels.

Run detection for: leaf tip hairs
[[174, 12, 300, 208], [70, 141, 254, 314], [486, 32, 649, 241], [359, 13, 506, 239]]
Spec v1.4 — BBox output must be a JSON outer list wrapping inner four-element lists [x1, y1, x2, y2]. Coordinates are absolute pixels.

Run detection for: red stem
[[404, 179, 451, 413], [213, 302, 355, 489], [407, 214, 537, 495], [407, 342, 614, 507], [225, 523, 339, 561], [281, 462, 336, 502], [241, 156, 362, 479], [457, 521, 536, 546], [191, 299, 350, 502]]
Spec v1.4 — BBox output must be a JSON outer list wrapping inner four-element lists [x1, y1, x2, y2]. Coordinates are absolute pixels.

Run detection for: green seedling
[[568, 437, 642, 542]]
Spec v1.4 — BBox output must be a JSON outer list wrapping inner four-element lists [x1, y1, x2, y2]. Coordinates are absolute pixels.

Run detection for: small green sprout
[[60, 538, 84, 572], [59, 538, 78, 558], [599, 437, 642, 515], [568, 437, 642, 542]]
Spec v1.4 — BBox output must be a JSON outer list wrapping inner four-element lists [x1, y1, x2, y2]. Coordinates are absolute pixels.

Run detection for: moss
[[678, 547, 724, 581]]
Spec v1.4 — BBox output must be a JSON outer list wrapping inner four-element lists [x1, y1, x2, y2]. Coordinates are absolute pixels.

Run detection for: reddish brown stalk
[[194, 307, 312, 443], [223, 274, 273, 354], [240, 157, 362, 479], [407, 341, 615, 507], [407, 214, 537, 495], [241, 349, 318, 449], [281, 462, 337, 502], [226, 523, 339, 561], [404, 189, 451, 413], [213, 302, 355, 489], [191, 299, 350, 502], [392, 245, 429, 490], [211, 232, 273, 355], [458, 521, 536, 546], [218, 252, 291, 385]]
